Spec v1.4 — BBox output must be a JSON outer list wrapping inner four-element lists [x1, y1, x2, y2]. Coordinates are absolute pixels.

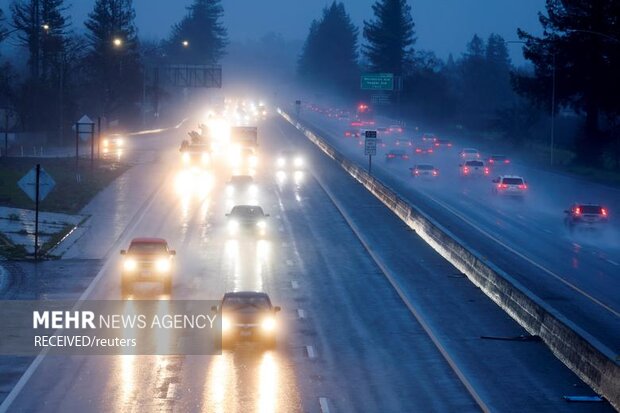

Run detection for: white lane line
[[423, 192, 620, 319], [319, 397, 330, 413], [606, 259, 619, 266], [166, 383, 177, 399], [0, 171, 172, 413], [306, 345, 316, 359], [291, 280, 299, 289], [286, 259, 293, 266], [297, 309, 305, 319]]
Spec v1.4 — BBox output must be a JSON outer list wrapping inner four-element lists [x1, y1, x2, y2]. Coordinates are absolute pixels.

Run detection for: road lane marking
[[297, 309, 305, 319], [0, 168, 173, 413], [291, 280, 299, 289], [166, 383, 177, 399], [306, 345, 316, 359], [319, 397, 331, 413], [423, 192, 620, 319], [606, 259, 619, 266]]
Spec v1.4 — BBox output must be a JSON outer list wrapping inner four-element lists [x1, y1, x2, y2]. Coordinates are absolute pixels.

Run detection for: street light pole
[[550, 53, 556, 166]]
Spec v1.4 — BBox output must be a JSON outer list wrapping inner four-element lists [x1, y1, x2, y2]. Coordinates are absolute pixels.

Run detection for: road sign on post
[[361, 73, 394, 91], [17, 165, 56, 259], [364, 130, 377, 174], [73, 115, 95, 172]]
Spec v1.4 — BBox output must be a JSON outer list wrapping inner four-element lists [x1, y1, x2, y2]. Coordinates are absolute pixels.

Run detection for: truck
[[231, 126, 258, 150]]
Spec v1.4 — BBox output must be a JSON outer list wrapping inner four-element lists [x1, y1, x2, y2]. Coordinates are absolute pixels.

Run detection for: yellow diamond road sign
[[17, 167, 56, 202]]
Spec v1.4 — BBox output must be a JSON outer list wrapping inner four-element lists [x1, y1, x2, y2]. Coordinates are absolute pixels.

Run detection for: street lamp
[[182, 40, 189, 47], [113, 37, 123, 48]]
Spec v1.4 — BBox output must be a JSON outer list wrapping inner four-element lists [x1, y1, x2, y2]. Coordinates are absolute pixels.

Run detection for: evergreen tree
[[362, 0, 415, 75], [297, 2, 359, 94], [84, 0, 142, 122], [165, 0, 228, 64], [515, 0, 620, 162]]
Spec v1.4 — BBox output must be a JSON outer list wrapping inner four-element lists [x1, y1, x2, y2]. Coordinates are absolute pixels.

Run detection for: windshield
[[128, 243, 167, 254], [502, 178, 524, 185], [579, 205, 603, 214], [230, 206, 264, 218], [465, 161, 483, 167], [223, 296, 271, 310], [230, 176, 253, 185], [417, 165, 434, 170]]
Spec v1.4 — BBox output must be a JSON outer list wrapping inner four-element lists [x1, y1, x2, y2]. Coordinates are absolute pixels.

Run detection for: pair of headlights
[[226, 185, 258, 195], [277, 157, 303, 168], [227, 220, 266, 232], [182, 153, 209, 164], [221, 316, 276, 332], [123, 258, 171, 272]]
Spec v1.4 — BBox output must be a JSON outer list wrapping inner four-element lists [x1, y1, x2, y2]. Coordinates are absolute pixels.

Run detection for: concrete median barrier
[[278, 108, 620, 410]]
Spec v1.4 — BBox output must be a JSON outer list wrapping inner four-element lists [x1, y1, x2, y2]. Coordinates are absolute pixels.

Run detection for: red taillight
[[345, 132, 350, 136], [414, 170, 420, 175], [432, 170, 438, 176], [448, 143, 452, 147], [387, 154, 395, 158], [489, 159, 495, 163], [484, 167, 490, 175], [463, 167, 470, 174], [428, 148, 433, 153], [402, 155, 409, 160], [575, 207, 581, 215], [435, 143, 440, 147], [505, 159, 510, 164], [601, 208, 608, 217], [518, 184, 527, 190], [498, 183, 507, 189], [415, 148, 422, 153]]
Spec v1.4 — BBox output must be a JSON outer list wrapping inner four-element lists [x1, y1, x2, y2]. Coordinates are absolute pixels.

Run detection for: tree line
[[0, 0, 227, 144], [297, 0, 620, 168]]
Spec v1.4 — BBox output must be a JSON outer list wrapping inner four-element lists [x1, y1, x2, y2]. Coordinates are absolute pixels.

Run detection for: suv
[[213, 291, 281, 348], [564, 204, 609, 231], [460, 160, 489, 177], [120, 238, 176, 296], [226, 205, 270, 237], [460, 148, 481, 159], [492, 175, 527, 196]]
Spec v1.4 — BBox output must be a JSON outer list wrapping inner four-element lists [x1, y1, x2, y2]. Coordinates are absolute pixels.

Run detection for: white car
[[492, 175, 528, 197], [460, 160, 489, 177], [460, 148, 481, 159], [276, 150, 305, 170]]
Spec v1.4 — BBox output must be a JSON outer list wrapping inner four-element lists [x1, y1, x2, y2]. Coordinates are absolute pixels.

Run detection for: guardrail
[[278, 108, 620, 410]]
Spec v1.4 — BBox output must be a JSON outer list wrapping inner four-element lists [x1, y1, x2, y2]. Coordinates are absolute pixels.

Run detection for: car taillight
[[498, 183, 507, 189], [416, 148, 422, 153], [601, 208, 608, 217], [402, 155, 409, 159], [489, 159, 494, 163], [432, 170, 438, 176], [518, 184, 527, 190], [428, 149, 433, 153], [463, 167, 470, 174], [435, 143, 439, 147], [484, 167, 490, 175], [414, 170, 420, 175], [505, 159, 510, 164], [575, 207, 581, 215], [388, 154, 395, 158]]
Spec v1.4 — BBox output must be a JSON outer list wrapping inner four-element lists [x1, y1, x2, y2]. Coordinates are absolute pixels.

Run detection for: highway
[[0, 115, 614, 412], [298, 107, 620, 355]]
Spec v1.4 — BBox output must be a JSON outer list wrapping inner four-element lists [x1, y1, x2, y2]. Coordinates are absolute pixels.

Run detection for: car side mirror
[[120, 250, 126, 255], [211, 305, 218, 312], [170, 250, 176, 256], [273, 306, 281, 313]]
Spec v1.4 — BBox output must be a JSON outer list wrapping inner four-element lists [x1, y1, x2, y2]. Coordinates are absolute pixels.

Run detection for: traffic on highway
[[0, 1, 619, 412]]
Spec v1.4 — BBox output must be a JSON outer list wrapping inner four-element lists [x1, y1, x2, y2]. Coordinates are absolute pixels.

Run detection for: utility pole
[[550, 53, 556, 166]]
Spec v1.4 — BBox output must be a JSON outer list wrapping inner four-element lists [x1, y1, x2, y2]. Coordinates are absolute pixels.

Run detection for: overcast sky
[[2, 0, 545, 64]]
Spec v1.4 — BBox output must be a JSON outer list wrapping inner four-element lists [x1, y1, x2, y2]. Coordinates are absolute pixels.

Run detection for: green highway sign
[[361, 73, 394, 91]]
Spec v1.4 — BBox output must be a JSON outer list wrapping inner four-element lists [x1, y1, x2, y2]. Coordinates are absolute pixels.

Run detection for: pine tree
[[166, 0, 228, 64], [515, 0, 620, 162], [297, 2, 359, 94], [362, 0, 415, 75], [84, 0, 142, 122]]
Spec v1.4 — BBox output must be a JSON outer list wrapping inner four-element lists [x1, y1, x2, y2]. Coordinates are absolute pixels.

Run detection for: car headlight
[[182, 152, 190, 163], [116, 138, 124, 146], [156, 258, 171, 273], [294, 157, 303, 167], [261, 317, 276, 331], [123, 259, 137, 272], [228, 220, 239, 232], [277, 158, 285, 167], [222, 316, 231, 331], [256, 220, 266, 229], [102, 139, 109, 147]]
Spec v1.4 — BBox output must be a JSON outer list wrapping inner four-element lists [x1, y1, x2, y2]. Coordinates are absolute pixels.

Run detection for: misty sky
[[2, 0, 545, 64]]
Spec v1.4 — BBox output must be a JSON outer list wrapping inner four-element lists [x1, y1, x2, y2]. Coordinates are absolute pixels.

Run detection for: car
[[394, 138, 413, 147], [212, 291, 281, 348], [421, 133, 438, 143], [414, 144, 434, 155], [344, 129, 360, 138], [225, 175, 258, 198], [385, 149, 409, 161], [226, 205, 270, 237], [491, 175, 528, 196], [181, 144, 211, 168], [564, 204, 609, 231], [276, 150, 305, 170], [460, 160, 489, 176], [388, 125, 404, 133], [102, 133, 125, 150], [120, 238, 176, 296], [410, 164, 439, 178], [488, 154, 511, 166], [434, 139, 453, 148], [460, 148, 481, 159]]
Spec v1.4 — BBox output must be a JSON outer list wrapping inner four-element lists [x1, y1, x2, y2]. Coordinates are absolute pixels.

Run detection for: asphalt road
[[0, 115, 614, 412], [300, 108, 620, 355]]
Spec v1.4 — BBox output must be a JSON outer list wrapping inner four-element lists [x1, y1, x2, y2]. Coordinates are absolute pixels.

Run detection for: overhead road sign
[[361, 73, 394, 91]]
